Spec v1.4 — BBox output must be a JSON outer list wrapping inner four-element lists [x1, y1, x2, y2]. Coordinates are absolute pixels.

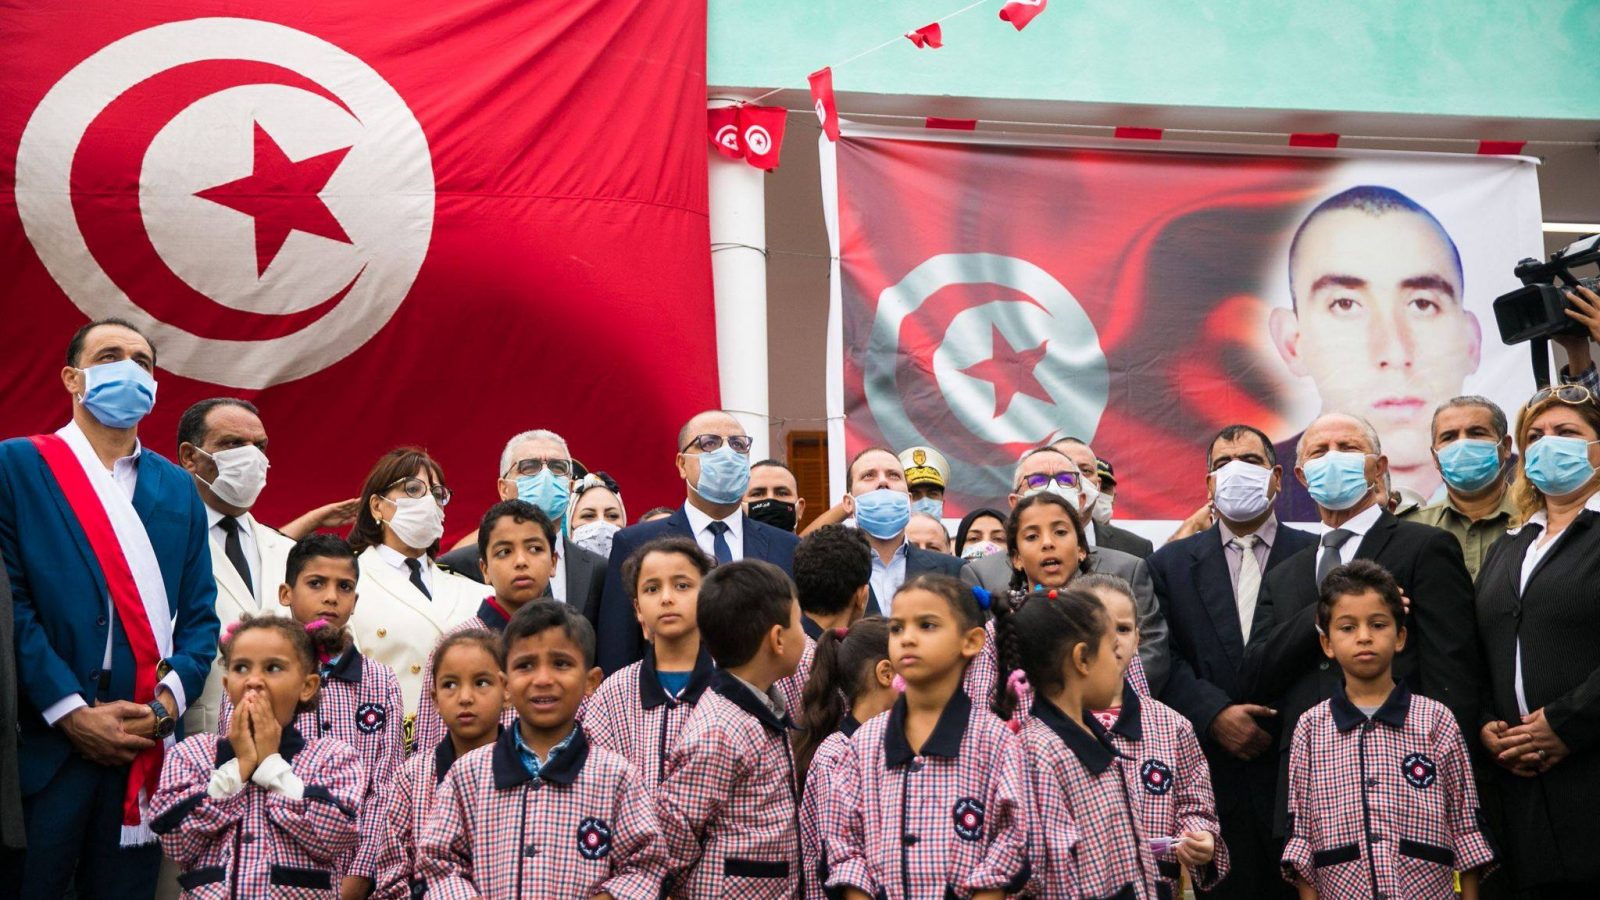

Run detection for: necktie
[[406, 557, 432, 600], [1231, 534, 1261, 642], [708, 521, 733, 566], [1317, 528, 1355, 584], [217, 516, 254, 600]]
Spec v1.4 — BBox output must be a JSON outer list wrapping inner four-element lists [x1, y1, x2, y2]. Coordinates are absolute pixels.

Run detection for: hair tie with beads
[[831, 627, 849, 640], [972, 586, 992, 611], [221, 619, 245, 643], [304, 619, 336, 666]]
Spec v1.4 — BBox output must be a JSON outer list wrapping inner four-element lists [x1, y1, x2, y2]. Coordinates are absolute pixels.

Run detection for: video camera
[[1494, 233, 1600, 344]]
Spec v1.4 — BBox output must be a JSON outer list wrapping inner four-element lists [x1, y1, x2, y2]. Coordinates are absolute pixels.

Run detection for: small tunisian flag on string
[[708, 106, 743, 159], [810, 66, 840, 141], [737, 105, 786, 170], [906, 23, 942, 48], [999, 0, 1048, 30]]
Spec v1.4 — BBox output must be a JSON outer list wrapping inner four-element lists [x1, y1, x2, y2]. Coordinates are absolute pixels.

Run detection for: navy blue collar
[[1034, 696, 1120, 775], [432, 724, 504, 786], [323, 645, 363, 684], [801, 616, 823, 640], [476, 598, 511, 632], [708, 669, 791, 734], [639, 644, 715, 710], [216, 722, 306, 766], [884, 687, 971, 768], [1108, 679, 1143, 742], [491, 721, 590, 789], [1330, 680, 1411, 732], [840, 714, 862, 738]]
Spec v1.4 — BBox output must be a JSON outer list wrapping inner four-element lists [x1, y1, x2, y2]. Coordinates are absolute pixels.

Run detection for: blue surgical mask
[[1302, 451, 1373, 511], [692, 445, 751, 505], [1524, 436, 1599, 497], [516, 469, 570, 524], [1435, 439, 1502, 493], [911, 497, 944, 519], [855, 489, 911, 540], [76, 359, 157, 429]]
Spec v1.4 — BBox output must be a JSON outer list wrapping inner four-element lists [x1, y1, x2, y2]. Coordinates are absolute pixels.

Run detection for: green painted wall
[[709, 0, 1600, 120]]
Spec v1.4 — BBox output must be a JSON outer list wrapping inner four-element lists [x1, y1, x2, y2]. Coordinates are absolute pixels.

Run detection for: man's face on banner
[[1271, 206, 1482, 481]]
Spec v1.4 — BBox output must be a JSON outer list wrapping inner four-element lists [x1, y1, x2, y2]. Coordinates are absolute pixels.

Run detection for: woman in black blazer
[[1475, 385, 1600, 898]]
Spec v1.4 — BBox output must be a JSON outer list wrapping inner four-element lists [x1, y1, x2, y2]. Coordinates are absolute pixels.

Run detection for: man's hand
[[60, 701, 156, 765], [1166, 504, 1214, 543], [280, 498, 361, 540], [1209, 704, 1275, 760], [1502, 708, 1571, 773], [1480, 720, 1538, 777], [125, 687, 178, 740], [1554, 285, 1600, 374], [339, 875, 372, 900]]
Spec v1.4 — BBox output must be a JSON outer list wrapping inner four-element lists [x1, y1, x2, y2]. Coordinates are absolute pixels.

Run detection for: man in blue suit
[[1148, 424, 1315, 899], [0, 319, 219, 898], [843, 447, 964, 616], [595, 410, 800, 673]]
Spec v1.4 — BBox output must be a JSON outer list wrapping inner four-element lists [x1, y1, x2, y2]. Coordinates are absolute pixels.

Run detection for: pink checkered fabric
[[410, 601, 517, 758], [796, 720, 860, 900], [583, 645, 715, 792]]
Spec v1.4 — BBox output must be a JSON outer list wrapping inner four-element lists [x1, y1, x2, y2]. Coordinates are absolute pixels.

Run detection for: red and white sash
[[31, 423, 175, 846]]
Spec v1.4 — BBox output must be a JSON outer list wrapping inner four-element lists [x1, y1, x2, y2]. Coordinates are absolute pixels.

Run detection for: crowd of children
[[151, 501, 1495, 899]]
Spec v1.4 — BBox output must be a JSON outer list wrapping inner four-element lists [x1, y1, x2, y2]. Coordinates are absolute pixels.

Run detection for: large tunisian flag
[[0, 1, 719, 533]]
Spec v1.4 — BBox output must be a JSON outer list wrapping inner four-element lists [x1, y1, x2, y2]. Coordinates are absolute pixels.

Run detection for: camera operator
[[1551, 283, 1600, 393]]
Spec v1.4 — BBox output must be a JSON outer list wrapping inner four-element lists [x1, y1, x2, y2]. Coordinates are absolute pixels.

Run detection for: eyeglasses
[[681, 434, 754, 455], [1019, 471, 1078, 491], [385, 477, 452, 506], [507, 457, 572, 478], [1530, 384, 1597, 407]]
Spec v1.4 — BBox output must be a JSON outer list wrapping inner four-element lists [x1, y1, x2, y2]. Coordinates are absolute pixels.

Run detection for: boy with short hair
[[792, 524, 873, 638], [418, 601, 663, 898], [1281, 560, 1494, 900], [657, 560, 808, 898], [412, 499, 557, 754]]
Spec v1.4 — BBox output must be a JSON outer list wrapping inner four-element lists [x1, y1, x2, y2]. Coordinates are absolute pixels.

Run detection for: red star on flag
[[195, 121, 354, 277], [959, 325, 1052, 418]]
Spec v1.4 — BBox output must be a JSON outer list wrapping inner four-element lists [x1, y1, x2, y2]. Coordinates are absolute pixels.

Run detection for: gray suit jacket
[[960, 545, 1171, 694], [1095, 520, 1155, 559], [437, 535, 607, 626]]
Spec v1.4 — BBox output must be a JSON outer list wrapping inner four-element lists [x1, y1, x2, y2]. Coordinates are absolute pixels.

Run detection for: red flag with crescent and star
[[0, 0, 720, 532]]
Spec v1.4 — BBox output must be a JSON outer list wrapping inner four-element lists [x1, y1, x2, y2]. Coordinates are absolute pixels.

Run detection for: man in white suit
[[175, 398, 294, 735]]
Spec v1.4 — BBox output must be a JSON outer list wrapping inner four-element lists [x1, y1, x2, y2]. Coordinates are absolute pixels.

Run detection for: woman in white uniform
[[347, 447, 484, 734]]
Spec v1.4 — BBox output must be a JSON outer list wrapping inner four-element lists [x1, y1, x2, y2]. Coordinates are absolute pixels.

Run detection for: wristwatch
[[148, 700, 175, 739]]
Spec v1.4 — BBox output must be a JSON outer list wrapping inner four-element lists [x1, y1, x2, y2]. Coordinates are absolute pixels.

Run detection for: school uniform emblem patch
[[577, 817, 613, 859], [355, 703, 387, 734], [952, 797, 985, 841], [1141, 759, 1174, 795], [1402, 752, 1436, 789]]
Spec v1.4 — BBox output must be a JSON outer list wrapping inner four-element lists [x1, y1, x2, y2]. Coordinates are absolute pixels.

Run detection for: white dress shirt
[[868, 538, 911, 616], [1313, 503, 1383, 574], [550, 548, 568, 604], [206, 505, 262, 602], [1083, 519, 1097, 547], [1513, 492, 1600, 716], [377, 543, 435, 596], [682, 502, 745, 561]]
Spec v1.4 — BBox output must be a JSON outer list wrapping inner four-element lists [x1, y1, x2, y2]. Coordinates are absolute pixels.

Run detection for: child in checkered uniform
[[792, 617, 895, 900], [216, 535, 404, 898], [1079, 574, 1226, 897], [827, 574, 1031, 900], [657, 559, 809, 898], [383, 629, 504, 899], [1281, 560, 1494, 900], [419, 601, 664, 898], [152, 614, 365, 897], [584, 536, 716, 790], [994, 585, 1163, 899], [411, 500, 557, 757]]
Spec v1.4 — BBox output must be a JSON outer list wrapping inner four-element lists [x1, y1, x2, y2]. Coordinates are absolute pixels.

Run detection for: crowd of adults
[[5, 308, 1600, 899]]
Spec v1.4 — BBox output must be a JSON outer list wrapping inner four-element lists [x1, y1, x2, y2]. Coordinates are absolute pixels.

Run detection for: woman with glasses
[[1474, 384, 1600, 898], [347, 447, 483, 721]]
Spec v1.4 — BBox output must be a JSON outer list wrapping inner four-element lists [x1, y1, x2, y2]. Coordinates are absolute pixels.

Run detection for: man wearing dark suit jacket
[[1053, 437, 1155, 558], [595, 410, 800, 673], [961, 446, 1170, 692], [844, 447, 964, 615], [1243, 412, 1481, 834], [1150, 424, 1317, 899], [437, 427, 608, 625], [0, 553, 21, 852]]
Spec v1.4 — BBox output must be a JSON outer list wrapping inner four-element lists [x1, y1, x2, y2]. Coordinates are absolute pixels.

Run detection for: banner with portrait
[[822, 125, 1543, 524]]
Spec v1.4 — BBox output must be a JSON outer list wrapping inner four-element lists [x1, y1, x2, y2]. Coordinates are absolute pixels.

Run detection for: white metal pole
[[707, 97, 771, 460]]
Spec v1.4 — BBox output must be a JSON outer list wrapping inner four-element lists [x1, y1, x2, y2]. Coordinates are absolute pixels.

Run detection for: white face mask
[[1077, 478, 1100, 518], [382, 495, 445, 550], [570, 521, 620, 558], [1211, 459, 1275, 522], [199, 445, 269, 509], [1090, 491, 1114, 525]]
